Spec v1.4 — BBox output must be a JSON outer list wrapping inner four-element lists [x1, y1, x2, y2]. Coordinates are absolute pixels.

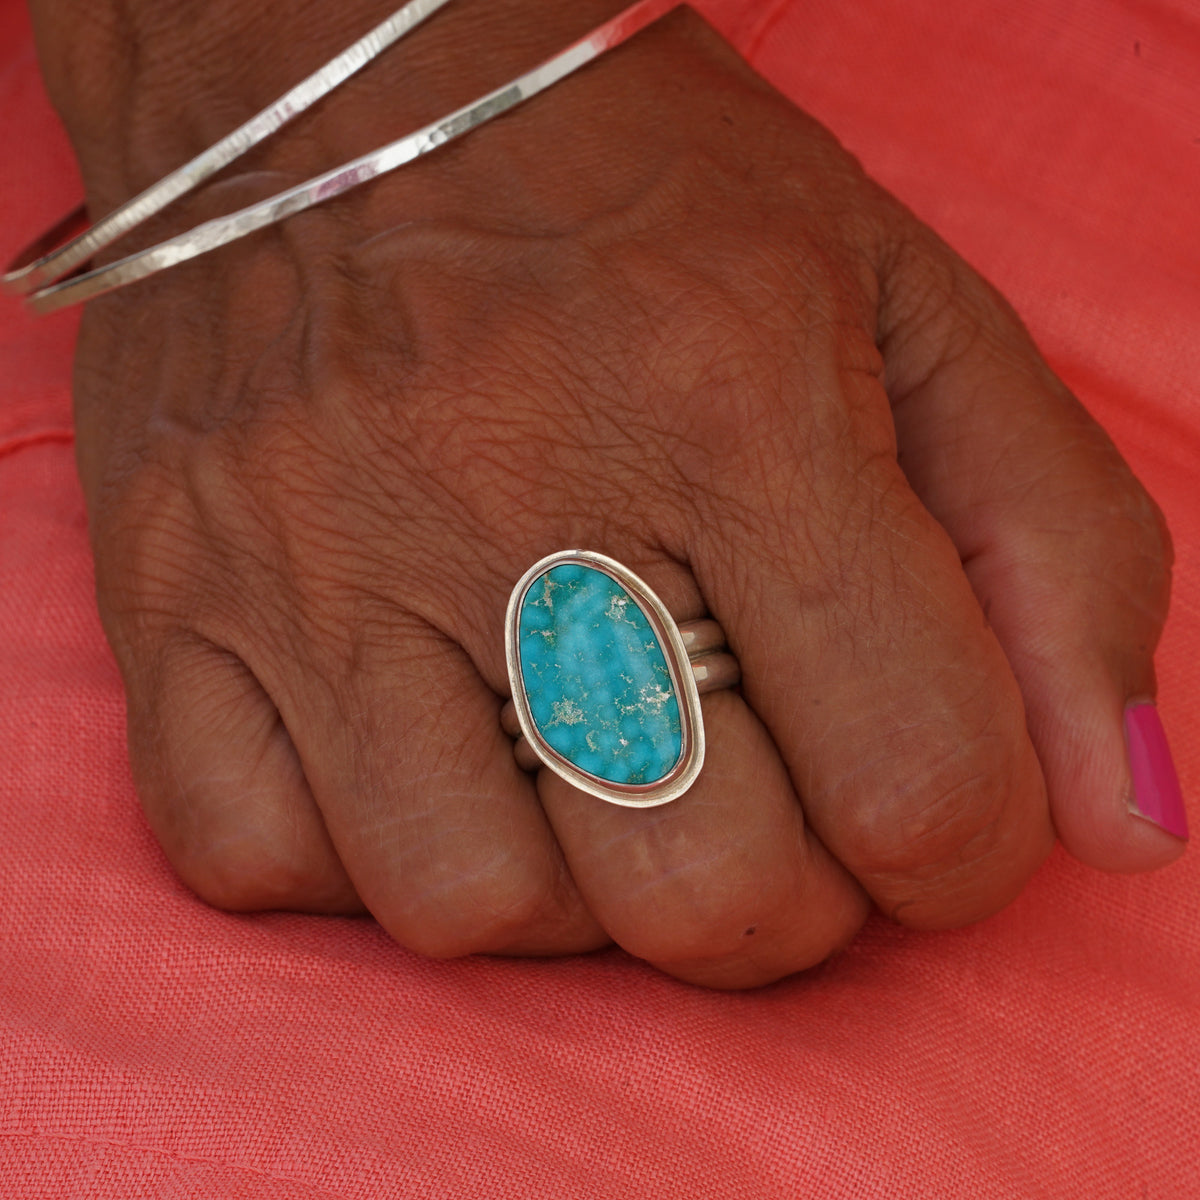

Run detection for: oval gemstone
[[516, 562, 683, 785]]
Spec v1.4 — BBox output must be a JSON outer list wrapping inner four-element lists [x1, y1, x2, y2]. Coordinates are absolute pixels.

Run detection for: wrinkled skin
[[32, 0, 1177, 988]]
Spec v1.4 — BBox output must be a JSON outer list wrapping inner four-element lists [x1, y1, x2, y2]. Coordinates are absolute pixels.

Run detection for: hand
[[40, 0, 1179, 988]]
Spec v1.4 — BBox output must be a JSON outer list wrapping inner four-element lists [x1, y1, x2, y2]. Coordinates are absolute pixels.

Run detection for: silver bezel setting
[[504, 550, 705, 807]]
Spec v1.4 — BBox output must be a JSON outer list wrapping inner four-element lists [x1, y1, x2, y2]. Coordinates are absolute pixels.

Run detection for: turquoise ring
[[502, 550, 740, 808]]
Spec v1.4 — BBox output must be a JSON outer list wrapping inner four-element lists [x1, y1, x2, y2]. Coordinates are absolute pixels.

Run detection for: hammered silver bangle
[[2, 0, 679, 314]]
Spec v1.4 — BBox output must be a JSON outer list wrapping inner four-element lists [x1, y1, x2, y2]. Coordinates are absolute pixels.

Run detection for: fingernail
[[1125, 703, 1188, 840]]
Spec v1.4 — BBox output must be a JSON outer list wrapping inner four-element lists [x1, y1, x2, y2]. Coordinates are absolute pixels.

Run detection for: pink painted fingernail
[[1125, 703, 1188, 840]]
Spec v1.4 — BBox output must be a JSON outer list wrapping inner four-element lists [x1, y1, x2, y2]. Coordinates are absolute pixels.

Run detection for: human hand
[[36, 0, 1181, 988]]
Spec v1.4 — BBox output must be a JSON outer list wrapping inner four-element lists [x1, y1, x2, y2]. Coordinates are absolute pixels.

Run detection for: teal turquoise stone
[[517, 563, 683, 785]]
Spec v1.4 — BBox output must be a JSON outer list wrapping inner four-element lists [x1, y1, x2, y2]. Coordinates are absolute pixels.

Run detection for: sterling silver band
[[3, 0, 454, 299], [3, 0, 680, 314]]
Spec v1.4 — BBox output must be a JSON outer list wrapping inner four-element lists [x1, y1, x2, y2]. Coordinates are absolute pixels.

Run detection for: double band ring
[[502, 550, 740, 808]]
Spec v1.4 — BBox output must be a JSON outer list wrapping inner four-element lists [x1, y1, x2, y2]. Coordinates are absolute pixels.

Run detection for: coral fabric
[[2, 0, 1198, 1195]]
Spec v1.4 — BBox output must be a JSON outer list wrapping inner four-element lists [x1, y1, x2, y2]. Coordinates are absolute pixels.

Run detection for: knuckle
[[172, 821, 322, 914], [396, 915, 511, 962], [377, 857, 565, 961], [388, 900, 540, 962], [632, 938, 768, 984], [392, 926, 477, 962], [144, 745, 333, 914], [658, 946, 826, 992], [841, 725, 1024, 889], [604, 861, 768, 970]]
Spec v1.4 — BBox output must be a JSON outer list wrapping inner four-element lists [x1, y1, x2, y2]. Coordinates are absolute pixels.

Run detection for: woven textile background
[[2, 0, 1197, 1195]]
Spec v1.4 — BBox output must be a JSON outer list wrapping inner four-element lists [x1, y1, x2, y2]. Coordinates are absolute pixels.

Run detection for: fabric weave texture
[[1, 0, 1197, 1195]]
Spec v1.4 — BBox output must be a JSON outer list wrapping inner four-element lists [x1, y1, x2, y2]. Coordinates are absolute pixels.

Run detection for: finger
[[284, 620, 607, 959], [694, 401, 1056, 930], [527, 559, 871, 990], [540, 691, 871, 989], [877, 225, 1185, 871], [124, 633, 364, 913]]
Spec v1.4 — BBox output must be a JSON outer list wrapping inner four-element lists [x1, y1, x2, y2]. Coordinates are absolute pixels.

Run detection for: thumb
[[875, 220, 1186, 873]]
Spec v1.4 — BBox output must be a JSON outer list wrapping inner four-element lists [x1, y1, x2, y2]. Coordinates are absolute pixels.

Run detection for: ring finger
[[510, 551, 870, 990]]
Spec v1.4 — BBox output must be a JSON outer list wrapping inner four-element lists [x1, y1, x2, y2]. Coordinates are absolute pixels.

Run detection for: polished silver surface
[[9, 0, 679, 314], [687, 650, 740, 693], [677, 619, 727, 660], [3, 0, 453, 299]]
